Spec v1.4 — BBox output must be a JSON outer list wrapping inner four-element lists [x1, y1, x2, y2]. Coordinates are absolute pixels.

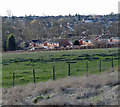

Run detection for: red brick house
[[29, 39, 70, 50], [48, 39, 70, 47], [79, 36, 94, 46]]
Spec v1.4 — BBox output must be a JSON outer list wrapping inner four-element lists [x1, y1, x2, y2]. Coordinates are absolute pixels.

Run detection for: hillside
[[2, 69, 119, 105], [2, 14, 118, 51]]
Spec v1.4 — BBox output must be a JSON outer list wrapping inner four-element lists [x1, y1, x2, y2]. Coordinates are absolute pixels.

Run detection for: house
[[95, 35, 119, 43], [29, 38, 70, 50], [93, 35, 119, 48], [58, 39, 70, 47], [29, 40, 39, 47], [42, 39, 70, 49], [29, 40, 45, 49], [80, 36, 94, 46], [109, 37, 119, 43], [68, 41, 73, 46], [47, 39, 70, 47], [81, 40, 93, 46], [43, 42, 59, 49], [68, 35, 95, 46]]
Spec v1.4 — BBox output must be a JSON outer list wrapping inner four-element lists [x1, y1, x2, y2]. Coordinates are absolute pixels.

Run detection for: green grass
[[2, 48, 119, 88]]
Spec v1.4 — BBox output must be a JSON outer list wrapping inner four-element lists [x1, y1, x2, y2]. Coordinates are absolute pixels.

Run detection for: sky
[[0, 0, 119, 16]]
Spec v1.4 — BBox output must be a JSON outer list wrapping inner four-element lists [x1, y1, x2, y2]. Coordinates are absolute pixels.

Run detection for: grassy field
[[2, 48, 119, 88]]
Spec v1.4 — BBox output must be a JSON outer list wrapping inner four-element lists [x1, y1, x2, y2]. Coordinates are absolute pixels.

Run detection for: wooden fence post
[[13, 72, 15, 87], [86, 61, 88, 76], [53, 66, 55, 80], [99, 60, 101, 73], [33, 69, 36, 83], [112, 58, 114, 72], [68, 64, 70, 76]]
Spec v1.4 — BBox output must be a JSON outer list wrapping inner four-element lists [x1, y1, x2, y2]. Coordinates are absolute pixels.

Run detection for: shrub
[[6, 33, 16, 51]]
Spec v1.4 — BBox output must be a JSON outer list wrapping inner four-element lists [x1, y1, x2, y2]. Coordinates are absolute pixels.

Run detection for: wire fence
[[2, 58, 118, 87]]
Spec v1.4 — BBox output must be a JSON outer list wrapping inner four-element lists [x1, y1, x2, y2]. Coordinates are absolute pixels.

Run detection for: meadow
[[2, 48, 119, 88]]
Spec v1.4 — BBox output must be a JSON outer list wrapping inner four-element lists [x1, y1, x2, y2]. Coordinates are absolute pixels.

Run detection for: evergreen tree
[[6, 34, 16, 51], [73, 40, 79, 45]]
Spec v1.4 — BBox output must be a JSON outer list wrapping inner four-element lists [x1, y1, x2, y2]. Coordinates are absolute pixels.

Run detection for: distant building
[[29, 39, 70, 50], [80, 36, 94, 46], [29, 40, 44, 48], [95, 35, 119, 43], [68, 41, 73, 46], [94, 35, 119, 46], [81, 39, 93, 46], [48, 39, 70, 47], [30, 40, 39, 47], [84, 20, 93, 23]]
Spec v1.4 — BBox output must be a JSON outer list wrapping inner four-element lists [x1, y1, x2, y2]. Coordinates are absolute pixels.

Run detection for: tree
[[73, 40, 79, 45], [6, 34, 16, 51], [3, 41, 7, 51], [7, 9, 12, 18], [77, 14, 81, 21]]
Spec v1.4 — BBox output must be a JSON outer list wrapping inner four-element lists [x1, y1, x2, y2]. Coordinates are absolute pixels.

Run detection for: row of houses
[[29, 39, 70, 50], [29, 35, 119, 50]]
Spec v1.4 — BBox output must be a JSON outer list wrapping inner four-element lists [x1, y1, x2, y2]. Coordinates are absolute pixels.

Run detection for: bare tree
[[7, 9, 12, 18]]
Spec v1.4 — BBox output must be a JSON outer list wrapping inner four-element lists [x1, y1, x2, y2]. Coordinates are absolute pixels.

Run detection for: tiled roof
[[30, 39, 47, 43], [31, 40, 39, 42], [49, 39, 68, 43], [99, 35, 118, 39]]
